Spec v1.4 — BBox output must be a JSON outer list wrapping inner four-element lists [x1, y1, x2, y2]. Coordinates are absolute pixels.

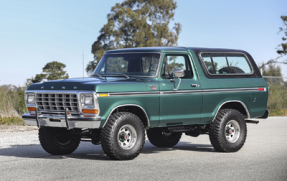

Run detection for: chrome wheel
[[117, 124, 137, 150], [225, 120, 240, 143]]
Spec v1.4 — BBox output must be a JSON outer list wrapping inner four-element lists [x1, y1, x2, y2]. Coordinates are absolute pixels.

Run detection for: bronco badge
[[149, 85, 157, 90]]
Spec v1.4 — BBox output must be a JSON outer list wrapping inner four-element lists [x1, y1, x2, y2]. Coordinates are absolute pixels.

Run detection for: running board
[[245, 120, 259, 124], [168, 126, 191, 132]]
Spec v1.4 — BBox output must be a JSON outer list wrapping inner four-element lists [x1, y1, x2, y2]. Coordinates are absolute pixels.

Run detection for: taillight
[[258, 88, 265, 91]]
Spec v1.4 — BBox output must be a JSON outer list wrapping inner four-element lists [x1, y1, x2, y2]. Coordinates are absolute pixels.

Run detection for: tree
[[86, 0, 182, 74], [259, 16, 287, 69], [26, 73, 47, 87], [262, 63, 283, 85], [42, 61, 69, 80], [25, 61, 69, 87], [277, 16, 287, 55]]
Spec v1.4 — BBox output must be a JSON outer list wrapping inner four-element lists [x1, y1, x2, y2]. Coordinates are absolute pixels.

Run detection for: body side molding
[[101, 87, 265, 97]]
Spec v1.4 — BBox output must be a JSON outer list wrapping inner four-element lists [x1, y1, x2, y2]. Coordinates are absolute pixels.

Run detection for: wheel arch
[[103, 104, 150, 129], [212, 100, 250, 122]]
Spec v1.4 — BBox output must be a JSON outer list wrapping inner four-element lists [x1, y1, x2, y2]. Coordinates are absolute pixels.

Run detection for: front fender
[[97, 94, 160, 128]]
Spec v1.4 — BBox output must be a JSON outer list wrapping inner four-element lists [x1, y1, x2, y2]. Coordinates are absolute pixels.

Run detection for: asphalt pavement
[[0, 117, 287, 181]]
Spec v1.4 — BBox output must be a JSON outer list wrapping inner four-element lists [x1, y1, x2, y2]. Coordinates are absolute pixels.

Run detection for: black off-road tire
[[209, 109, 247, 152], [100, 112, 145, 160], [147, 128, 182, 148], [39, 127, 81, 155]]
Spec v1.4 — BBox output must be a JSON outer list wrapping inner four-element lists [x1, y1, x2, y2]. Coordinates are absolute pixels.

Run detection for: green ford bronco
[[23, 47, 269, 160]]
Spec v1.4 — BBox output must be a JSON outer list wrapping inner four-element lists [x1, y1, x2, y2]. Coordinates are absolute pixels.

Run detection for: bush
[[0, 85, 27, 117], [0, 85, 28, 125], [267, 84, 287, 116], [0, 116, 25, 125]]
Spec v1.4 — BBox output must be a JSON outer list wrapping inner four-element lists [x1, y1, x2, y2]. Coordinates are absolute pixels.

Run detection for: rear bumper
[[22, 113, 101, 129]]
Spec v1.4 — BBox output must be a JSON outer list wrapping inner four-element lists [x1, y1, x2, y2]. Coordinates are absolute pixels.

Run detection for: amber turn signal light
[[28, 107, 36, 111], [82, 109, 98, 114], [98, 94, 109, 97]]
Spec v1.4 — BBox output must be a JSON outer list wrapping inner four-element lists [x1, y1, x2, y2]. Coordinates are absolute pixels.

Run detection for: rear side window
[[201, 53, 252, 74]]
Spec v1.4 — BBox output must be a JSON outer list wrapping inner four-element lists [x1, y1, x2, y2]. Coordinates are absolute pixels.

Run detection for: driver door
[[159, 53, 202, 126]]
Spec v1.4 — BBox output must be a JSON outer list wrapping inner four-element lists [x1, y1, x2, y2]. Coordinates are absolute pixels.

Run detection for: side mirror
[[172, 69, 184, 90], [173, 69, 185, 78]]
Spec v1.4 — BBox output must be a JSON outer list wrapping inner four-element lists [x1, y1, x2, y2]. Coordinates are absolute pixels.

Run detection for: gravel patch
[[0, 126, 39, 148], [0, 125, 38, 132], [0, 134, 39, 148]]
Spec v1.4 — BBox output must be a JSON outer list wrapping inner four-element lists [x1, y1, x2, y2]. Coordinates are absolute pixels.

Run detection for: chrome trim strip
[[103, 104, 150, 128], [109, 91, 160, 96], [198, 52, 254, 76], [212, 100, 250, 122], [202, 88, 258, 93], [102, 87, 263, 97], [160, 90, 202, 95]]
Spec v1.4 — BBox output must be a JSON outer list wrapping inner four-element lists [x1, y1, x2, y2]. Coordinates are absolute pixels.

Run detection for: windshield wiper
[[90, 74, 105, 79], [106, 73, 129, 79]]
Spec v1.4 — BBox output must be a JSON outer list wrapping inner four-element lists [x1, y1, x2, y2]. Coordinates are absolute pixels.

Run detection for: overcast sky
[[0, 0, 286, 86]]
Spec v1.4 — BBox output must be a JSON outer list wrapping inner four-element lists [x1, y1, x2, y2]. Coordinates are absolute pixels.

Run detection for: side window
[[201, 54, 214, 74], [201, 53, 252, 74], [226, 55, 251, 73], [211, 54, 228, 74], [161, 55, 193, 79]]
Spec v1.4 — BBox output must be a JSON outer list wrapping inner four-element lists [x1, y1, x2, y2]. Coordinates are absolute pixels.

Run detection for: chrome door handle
[[191, 84, 198, 87]]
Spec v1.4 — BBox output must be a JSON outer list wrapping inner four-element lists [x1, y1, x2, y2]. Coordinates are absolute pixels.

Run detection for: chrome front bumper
[[22, 113, 102, 129]]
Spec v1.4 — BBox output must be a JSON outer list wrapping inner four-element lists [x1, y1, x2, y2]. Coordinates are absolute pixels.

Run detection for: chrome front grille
[[36, 93, 79, 113]]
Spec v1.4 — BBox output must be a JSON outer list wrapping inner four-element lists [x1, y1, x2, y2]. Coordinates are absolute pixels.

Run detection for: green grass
[[0, 116, 25, 125], [267, 85, 287, 116], [269, 109, 287, 116]]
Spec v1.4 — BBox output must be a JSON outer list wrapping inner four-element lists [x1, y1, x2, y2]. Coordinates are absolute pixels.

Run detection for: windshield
[[92, 53, 160, 77]]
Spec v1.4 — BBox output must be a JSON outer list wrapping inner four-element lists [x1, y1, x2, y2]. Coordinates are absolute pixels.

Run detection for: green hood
[[27, 77, 153, 93]]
